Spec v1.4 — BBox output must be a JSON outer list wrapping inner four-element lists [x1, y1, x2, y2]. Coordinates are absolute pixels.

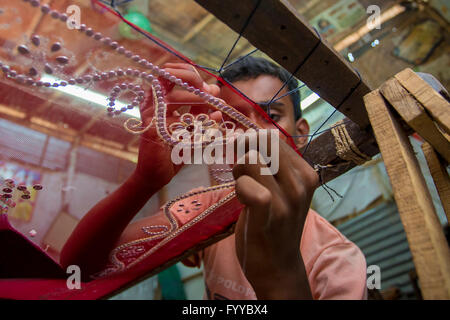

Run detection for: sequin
[[17, 45, 30, 55], [28, 67, 38, 77], [31, 35, 40, 46], [51, 42, 61, 52], [56, 56, 69, 64]]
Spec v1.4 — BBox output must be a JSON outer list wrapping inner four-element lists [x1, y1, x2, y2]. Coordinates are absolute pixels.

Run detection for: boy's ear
[[295, 118, 310, 150]]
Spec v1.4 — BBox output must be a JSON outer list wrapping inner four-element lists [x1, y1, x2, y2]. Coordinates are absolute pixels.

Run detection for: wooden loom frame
[[194, 0, 450, 299]]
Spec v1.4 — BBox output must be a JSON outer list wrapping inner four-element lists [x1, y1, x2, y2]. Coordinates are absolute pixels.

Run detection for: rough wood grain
[[421, 142, 450, 223], [380, 78, 450, 163], [395, 68, 450, 134], [301, 119, 380, 182], [364, 90, 450, 300], [195, 0, 372, 128]]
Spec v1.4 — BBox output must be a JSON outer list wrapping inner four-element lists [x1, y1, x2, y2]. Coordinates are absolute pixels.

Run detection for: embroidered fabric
[[0, 1, 290, 283]]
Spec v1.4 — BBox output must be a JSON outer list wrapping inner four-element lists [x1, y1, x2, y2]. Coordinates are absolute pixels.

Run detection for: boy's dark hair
[[220, 56, 302, 120]]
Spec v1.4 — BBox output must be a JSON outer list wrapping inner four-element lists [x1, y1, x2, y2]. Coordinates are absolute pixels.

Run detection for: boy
[[60, 57, 367, 300]]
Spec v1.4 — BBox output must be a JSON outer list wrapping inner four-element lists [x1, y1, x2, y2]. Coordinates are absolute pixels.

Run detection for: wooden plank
[[421, 142, 450, 223], [195, 0, 372, 128], [380, 78, 450, 163], [181, 14, 215, 43], [301, 118, 380, 183], [395, 68, 450, 134], [364, 90, 450, 300]]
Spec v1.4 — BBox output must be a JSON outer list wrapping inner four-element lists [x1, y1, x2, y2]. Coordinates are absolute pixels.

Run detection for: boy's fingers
[[231, 130, 313, 206], [203, 83, 221, 96], [163, 62, 198, 72], [232, 150, 281, 200], [234, 175, 271, 222], [163, 63, 204, 82], [278, 138, 319, 190], [209, 111, 223, 122]]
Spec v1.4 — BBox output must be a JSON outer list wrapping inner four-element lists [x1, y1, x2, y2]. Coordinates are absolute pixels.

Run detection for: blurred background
[[0, 0, 448, 300]]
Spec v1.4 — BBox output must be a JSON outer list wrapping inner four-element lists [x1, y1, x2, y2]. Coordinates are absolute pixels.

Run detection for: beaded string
[[8, 2, 359, 178], [97, 0, 367, 172], [3, 1, 261, 151], [209, 167, 234, 184], [7, 2, 366, 189], [6, 0, 356, 194]]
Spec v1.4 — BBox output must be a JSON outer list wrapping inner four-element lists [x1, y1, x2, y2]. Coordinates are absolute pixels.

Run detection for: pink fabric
[[195, 205, 368, 300]]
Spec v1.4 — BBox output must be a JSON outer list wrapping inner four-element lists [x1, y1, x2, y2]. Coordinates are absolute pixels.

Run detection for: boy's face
[[220, 75, 310, 149]]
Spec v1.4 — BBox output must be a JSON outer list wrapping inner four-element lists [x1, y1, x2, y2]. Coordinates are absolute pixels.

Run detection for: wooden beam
[[78, 109, 105, 136], [364, 90, 450, 300], [301, 118, 380, 183], [126, 135, 140, 151], [155, 53, 172, 66], [421, 142, 450, 223], [21, 0, 52, 48], [380, 78, 450, 163], [0, 114, 137, 163], [228, 42, 254, 62], [195, 0, 372, 128], [395, 68, 450, 134], [181, 14, 215, 43]]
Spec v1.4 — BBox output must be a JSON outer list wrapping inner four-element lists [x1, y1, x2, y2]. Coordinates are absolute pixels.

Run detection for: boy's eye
[[269, 113, 281, 122]]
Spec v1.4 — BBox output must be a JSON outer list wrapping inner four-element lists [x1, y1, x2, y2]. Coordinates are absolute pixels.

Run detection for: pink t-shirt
[[195, 209, 368, 300]]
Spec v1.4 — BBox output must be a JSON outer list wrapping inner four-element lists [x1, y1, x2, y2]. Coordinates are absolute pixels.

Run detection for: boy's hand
[[134, 63, 220, 188], [232, 131, 319, 299]]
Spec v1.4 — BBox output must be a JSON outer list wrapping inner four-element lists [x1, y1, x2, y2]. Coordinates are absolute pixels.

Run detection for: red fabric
[[0, 214, 65, 279], [0, 195, 243, 299]]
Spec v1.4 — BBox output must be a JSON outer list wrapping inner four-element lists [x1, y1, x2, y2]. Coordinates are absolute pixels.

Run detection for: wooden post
[[395, 69, 450, 135], [421, 142, 450, 223], [364, 90, 450, 299], [380, 78, 450, 163]]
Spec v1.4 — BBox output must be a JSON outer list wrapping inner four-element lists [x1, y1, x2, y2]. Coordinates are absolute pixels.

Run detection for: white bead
[[101, 37, 112, 45]]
